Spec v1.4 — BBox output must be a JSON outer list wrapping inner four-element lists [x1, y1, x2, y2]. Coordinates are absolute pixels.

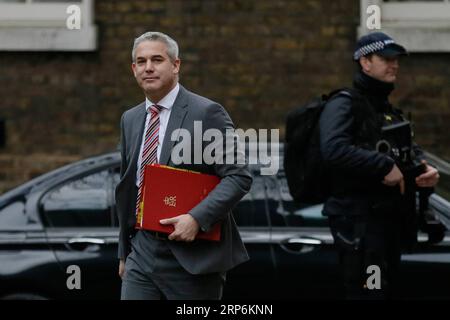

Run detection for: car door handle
[[280, 237, 322, 255], [68, 238, 106, 245], [286, 237, 322, 245], [67, 237, 106, 251]]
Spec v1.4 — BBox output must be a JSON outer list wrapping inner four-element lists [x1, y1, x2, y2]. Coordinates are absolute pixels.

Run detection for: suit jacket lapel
[[160, 85, 188, 165], [129, 102, 147, 180]]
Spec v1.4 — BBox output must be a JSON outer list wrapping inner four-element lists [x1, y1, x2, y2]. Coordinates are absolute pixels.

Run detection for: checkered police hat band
[[353, 39, 395, 60]]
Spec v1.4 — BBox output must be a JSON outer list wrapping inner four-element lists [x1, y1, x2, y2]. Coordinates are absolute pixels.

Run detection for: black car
[[1, 146, 450, 299]]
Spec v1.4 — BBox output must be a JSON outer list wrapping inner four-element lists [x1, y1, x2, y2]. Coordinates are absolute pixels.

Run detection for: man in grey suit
[[115, 31, 252, 300]]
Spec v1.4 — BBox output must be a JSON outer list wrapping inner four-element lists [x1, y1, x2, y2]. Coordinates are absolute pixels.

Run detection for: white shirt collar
[[145, 83, 180, 111]]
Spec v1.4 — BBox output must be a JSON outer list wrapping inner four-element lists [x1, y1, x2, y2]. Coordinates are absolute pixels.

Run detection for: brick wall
[[0, 0, 448, 192]]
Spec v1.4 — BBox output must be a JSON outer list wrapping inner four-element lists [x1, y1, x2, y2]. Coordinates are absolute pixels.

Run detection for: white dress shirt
[[136, 83, 180, 187]]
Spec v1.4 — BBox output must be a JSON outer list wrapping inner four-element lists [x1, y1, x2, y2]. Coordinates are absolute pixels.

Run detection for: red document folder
[[135, 164, 222, 241]]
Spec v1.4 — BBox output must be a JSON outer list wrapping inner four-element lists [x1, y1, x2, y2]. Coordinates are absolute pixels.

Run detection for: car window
[[436, 169, 450, 201], [233, 172, 269, 227], [40, 169, 114, 227], [0, 201, 28, 230], [111, 166, 121, 227], [265, 175, 286, 226], [267, 170, 328, 227]]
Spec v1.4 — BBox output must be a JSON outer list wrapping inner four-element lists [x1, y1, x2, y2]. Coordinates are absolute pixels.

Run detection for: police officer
[[319, 32, 440, 299]]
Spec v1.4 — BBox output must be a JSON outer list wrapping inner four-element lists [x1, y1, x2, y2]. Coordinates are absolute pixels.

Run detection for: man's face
[[132, 40, 180, 102], [360, 54, 399, 83]]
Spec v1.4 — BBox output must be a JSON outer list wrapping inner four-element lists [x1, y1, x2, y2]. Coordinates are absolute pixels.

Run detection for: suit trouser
[[329, 212, 402, 300], [121, 230, 225, 300]]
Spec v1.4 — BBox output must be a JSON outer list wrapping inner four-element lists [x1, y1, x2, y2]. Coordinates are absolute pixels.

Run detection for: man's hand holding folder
[[160, 214, 200, 241]]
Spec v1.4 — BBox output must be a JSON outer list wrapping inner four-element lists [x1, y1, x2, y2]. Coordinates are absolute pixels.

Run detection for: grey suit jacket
[[115, 85, 252, 274]]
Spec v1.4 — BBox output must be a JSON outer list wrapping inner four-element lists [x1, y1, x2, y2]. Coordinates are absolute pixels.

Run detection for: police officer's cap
[[353, 32, 408, 61]]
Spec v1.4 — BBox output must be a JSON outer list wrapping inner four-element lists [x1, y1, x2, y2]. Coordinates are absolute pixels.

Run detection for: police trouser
[[329, 211, 402, 300]]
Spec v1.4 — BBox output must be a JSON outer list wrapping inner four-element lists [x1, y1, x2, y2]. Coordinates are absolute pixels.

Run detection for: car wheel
[[1, 293, 49, 300]]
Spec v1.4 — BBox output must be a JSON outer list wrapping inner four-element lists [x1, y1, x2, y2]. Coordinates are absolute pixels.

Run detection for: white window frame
[[0, 0, 97, 51], [359, 0, 450, 52]]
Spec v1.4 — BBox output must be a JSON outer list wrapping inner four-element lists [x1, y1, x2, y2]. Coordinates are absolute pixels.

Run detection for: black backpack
[[284, 88, 355, 204]]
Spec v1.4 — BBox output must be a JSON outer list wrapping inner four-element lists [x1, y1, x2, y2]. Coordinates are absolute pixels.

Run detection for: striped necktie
[[136, 104, 163, 219]]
